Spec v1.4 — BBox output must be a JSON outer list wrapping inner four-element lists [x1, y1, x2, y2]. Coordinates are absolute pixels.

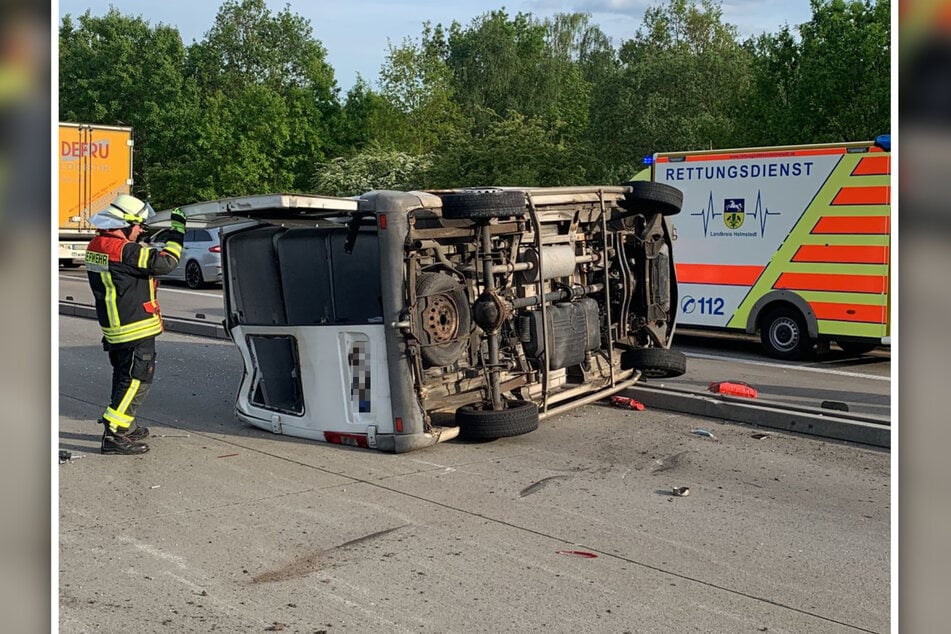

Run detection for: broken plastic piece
[[708, 381, 758, 398], [751, 432, 770, 440], [556, 550, 598, 558], [610, 395, 645, 411], [691, 428, 717, 440], [672, 486, 690, 497], [58, 449, 71, 464]]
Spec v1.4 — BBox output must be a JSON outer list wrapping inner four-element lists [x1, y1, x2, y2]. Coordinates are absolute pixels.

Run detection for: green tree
[[180, 0, 341, 199], [425, 111, 585, 187], [736, 27, 802, 146], [588, 0, 752, 179], [312, 145, 433, 196], [59, 10, 189, 203], [378, 23, 468, 154], [796, 0, 890, 141]]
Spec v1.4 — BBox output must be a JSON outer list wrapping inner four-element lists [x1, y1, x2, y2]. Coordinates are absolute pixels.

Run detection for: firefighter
[[85, 194, 187, 454]]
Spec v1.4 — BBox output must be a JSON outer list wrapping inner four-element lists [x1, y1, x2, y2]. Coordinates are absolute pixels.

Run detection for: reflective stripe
[[137, 246, 150, 268], [164, 242, 182, 258], [104, 406, 133, 430], [116, 378, 141, 415], [101, 271, 120, 327], [102, 315, 163, 343]]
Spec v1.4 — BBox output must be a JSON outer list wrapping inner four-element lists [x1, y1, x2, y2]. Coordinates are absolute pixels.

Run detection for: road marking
[[683, 351, 890, 381]]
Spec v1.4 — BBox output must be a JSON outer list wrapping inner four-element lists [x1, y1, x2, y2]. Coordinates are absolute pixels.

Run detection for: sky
[[56, 0, 816, 94]]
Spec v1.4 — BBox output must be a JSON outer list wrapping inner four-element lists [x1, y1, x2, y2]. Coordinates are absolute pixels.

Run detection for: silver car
[[146, 225, 222, 288]]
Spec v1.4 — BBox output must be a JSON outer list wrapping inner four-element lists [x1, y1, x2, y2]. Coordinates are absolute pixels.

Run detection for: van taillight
[[209, 245, 221, 253]]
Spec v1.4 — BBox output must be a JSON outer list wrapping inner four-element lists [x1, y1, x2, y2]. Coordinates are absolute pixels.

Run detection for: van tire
[[620, 181, 683, 216], [619, 347, 687, 378], [760, 307, 811, 359], [440, 190, 526, 220], [416, 272, 471, 367], [456, 399, 539, 440]]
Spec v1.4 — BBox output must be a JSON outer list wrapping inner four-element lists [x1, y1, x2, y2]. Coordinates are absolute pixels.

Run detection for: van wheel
[[620, 181, 683, 216], [416, 272, 471, 367], [185, 260, 205, 289], [456, 399, 539, 440], [760, 307, 811, 359], [619, 347, 687, 378], [440, 189, 526, 220], [838, 341, 877, 356]]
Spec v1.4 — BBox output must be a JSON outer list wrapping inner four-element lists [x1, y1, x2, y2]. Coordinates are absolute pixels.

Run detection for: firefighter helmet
[[90, 194, 156, 229]]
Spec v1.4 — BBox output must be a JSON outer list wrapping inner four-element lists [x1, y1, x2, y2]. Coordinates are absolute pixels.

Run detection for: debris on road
[[691, 428, 718, 441], [708, 381, 758, 398], [555, 550, 598, 558], [59, 450, 84, 464], [672, 486, 690, 497], [610, 395, 645, 410], [751, 432, 770, 440]]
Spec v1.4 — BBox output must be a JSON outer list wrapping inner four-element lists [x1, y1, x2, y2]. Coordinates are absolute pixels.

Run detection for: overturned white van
[[174, 185, 687, 452]]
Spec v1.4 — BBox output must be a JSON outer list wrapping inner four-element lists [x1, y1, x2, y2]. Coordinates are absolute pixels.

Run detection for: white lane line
[[683, 351, 891, 381], [59, 274, 221, 299]]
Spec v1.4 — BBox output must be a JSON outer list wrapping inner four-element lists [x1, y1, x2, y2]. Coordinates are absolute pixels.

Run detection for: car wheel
[[416, 272, 471, 367], [619, 181, 683, 216], [455, 399, 539, 440], [619, 347, 687, 378], [838, 341, 878, 356], [440, 189, 526, 220], [185, 260, 204, 289], [760, 307, 811, 359]]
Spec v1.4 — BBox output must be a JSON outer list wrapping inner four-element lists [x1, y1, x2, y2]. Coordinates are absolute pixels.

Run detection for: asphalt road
[[58, 314, 890, 633]]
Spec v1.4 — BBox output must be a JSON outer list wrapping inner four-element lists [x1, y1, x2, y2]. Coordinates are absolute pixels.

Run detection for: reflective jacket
[[85, 230, 183, 346]]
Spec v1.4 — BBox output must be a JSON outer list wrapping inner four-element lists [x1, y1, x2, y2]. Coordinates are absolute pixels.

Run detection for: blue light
[[642, 155, 654, 165]]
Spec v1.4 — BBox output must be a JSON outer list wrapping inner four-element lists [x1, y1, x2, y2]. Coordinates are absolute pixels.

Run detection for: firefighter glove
[[170, 208, 187, 234]]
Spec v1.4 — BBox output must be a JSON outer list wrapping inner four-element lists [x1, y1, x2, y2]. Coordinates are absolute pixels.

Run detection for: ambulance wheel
[[760, 307, 812, 360], [620, 181, 683, 216], [440, 189, 526, 220], [455, 400, 539, 440], [416, 272, 471, 367], [838, 341, 878, 356], [619, 347, 687, 378]]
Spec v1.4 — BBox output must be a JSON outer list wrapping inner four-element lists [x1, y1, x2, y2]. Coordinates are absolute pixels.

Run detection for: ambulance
[[637, 136, 891, 359]]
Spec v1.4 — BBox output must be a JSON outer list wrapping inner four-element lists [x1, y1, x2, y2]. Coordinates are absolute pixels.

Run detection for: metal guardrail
[[59, 301, 230, 340], [627, 384, 891, 449]]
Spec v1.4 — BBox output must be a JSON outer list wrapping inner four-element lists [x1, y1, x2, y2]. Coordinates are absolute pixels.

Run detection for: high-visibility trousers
[[101, 337, 156, 434]]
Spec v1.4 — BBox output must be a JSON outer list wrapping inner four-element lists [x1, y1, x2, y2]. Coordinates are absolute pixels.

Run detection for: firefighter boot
[[101, 429, 150, 455], [125, 424, 150, 441], [98, 418, 149, 441]]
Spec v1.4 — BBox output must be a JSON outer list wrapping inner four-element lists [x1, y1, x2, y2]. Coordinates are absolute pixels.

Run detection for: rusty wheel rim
[[424, 294, 459, 343]]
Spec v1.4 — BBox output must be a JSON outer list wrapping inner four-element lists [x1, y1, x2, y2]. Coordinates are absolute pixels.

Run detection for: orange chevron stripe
[[792, 245, 889, 264], [831, 186, 890, 206], [810, 301, 887, 324], [812, 216, 890, 234], [675, 263, 764, 286], [852, 156, 890, 176], [774, 272, 888, 294]]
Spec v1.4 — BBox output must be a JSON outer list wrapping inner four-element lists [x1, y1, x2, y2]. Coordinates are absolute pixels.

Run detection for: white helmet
[[90, 194, 156, 229]]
